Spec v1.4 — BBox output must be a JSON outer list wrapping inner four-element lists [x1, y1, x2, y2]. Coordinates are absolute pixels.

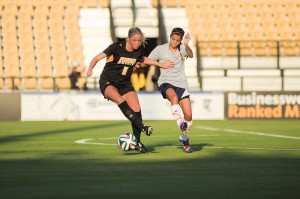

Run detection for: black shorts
[[99, 78, 135, 98], [159, 83, 190, 100]]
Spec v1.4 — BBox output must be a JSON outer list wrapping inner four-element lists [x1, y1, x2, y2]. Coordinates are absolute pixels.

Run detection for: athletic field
[[1, 120, 299, 199]]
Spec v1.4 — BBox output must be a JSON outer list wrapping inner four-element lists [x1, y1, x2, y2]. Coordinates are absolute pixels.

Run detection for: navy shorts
[[159, 83, 190, 100]]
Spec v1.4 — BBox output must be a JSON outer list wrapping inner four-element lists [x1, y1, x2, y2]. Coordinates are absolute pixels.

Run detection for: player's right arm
[[86, 52, 107, 77]]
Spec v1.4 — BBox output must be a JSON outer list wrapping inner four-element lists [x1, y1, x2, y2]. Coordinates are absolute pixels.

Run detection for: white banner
[[190, 91, 224, 120], [21, 91, 224, 121]]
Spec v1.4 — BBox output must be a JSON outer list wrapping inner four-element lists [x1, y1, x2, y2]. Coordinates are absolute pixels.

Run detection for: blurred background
[[0, 0, 299, 120]]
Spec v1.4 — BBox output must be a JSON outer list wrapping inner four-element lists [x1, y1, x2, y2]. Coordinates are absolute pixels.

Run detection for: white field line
[[74, 138, 300, 151], [196, 125, 300, 140], [75, 134, 219, 146], [75, 138, 116, 146], [205, 146, 300, 151]]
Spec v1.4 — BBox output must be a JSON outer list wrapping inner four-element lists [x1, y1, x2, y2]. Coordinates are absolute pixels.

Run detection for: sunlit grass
[[0, 120, 300, 199]]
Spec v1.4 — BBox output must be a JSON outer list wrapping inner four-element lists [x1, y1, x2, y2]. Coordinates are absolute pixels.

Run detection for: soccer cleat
[[179, 138, 193, 153], [135, 142, 149, 154], [143, 126, 153, 136], [180, 122, 188, 136]]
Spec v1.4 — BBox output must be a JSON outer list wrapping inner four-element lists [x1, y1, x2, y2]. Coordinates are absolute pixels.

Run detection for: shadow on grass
[[0, 121, 128, 144], [1, 150, 300, 199], [147, 143, 213, 153]]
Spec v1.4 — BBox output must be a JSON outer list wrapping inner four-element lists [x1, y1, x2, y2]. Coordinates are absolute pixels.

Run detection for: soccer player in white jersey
[[148, 27, 194, 153]]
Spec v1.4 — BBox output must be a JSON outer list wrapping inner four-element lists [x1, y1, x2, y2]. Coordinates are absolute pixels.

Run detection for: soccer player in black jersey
[[86, 27, 174, 153]]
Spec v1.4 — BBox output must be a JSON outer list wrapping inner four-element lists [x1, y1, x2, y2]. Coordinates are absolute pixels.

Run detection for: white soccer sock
[[180, 135, 188, 141], [185, 120, 193, 134], [171, 104, 184, 129]]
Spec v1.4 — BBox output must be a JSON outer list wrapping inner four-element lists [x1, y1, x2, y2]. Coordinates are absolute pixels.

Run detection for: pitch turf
[[0, 120, 300, 199]]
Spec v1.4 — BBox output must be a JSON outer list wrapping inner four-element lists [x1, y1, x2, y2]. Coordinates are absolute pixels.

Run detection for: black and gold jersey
[[100, 41, 145, 87]]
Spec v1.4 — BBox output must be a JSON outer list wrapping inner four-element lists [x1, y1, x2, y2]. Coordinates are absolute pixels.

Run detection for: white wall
[[21, 91, 224, 121]]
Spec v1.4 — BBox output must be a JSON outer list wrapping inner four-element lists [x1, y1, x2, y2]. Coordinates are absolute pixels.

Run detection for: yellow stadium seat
[[236, 32, 251, 41], [151, 0, 158, 7], [56, 77, 71, 90], [49, 4, 64, 16], [99, 0, 110, 7], [23, 77, 38, 90], [18, 4, 33, 15], [131, 73, 140, 91], [39, 66, 53, 78], [239, 41, 253, 56], [221, 30, 236, 41], [4, 58, 20, 77], [223, 41, 238, 56], [0, 58, 3, 77], [0, 35, 2, 68], [37, 56, 53, 78], [40, 77, 55, 89], [206, 30, 222, 41], [5, 78, 21, 90], [139, 73, 146, 90], [21, 54, 37, 77], [280, 41, 299, 56], [82, 0, 99, 7], [33, 15, 48, 26], [78, 77, 87, 89], [249, 31, 265, 41], [49, 16, 64, 27], [2, 2, 18, 15], [55, 66, 69, 78], [79, 0, 105, 7], [65, 2, 81, 11], [34, 3, 49, 12]]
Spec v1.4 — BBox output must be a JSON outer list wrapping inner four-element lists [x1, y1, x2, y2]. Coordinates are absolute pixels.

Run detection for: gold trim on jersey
[[117, 57, 136, 66], [106, 55, 114, 63]]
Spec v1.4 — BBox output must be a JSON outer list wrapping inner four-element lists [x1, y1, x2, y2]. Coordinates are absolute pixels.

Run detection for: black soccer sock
[[132, 111, 142, 143], [118, 101, 145, 132]]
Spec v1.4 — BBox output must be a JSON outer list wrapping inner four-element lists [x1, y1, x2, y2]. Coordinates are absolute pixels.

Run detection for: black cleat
[[143, 126, 153, 136], [135, 143, 149, 154], [179, 138, 193, 153]]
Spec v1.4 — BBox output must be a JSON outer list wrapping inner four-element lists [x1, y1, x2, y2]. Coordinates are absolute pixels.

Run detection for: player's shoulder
[[115, 41, 126, 48], [155, 43, 168, 51]]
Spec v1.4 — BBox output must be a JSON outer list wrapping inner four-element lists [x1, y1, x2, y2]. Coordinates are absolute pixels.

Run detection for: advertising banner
[[226, 92, 300, 119], [21, 91, 224, 121]]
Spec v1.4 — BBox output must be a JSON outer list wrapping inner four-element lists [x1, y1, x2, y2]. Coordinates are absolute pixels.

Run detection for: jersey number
[[121, 66, 129, 76]]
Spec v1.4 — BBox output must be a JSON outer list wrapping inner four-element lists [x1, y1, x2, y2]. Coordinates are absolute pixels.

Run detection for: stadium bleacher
[[0, 0, 299, 91]]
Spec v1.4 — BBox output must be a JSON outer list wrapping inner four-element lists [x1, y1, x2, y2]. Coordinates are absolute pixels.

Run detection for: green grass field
[[1, 120, 300, 199]]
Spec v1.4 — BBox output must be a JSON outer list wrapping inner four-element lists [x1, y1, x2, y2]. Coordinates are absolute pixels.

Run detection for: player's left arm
[[183, 33, 193, 58]]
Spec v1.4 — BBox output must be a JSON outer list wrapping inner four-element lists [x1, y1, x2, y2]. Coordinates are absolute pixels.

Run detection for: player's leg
[[180, 97, 192, 132], [105, 86, 152, 137], [165, 87, 186, 130], [179, 97, 193, 153], [165, 87, 191, 152], [124, 91, 144, 143], [123, 91, 152, 153], [130, 110, 149, 153]]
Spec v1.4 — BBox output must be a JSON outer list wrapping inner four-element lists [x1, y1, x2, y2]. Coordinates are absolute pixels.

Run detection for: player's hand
[[183, 33, 191, 45], [161, 60, 175, 69], [86, 70, 93, 77], [134, 62, 141, 71]]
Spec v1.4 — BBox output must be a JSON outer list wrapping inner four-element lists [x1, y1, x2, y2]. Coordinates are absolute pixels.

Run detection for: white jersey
[[148, 43, 188, 89]]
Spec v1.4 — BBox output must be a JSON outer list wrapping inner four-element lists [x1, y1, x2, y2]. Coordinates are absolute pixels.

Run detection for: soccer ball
[[117, 133, 137, 151]]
